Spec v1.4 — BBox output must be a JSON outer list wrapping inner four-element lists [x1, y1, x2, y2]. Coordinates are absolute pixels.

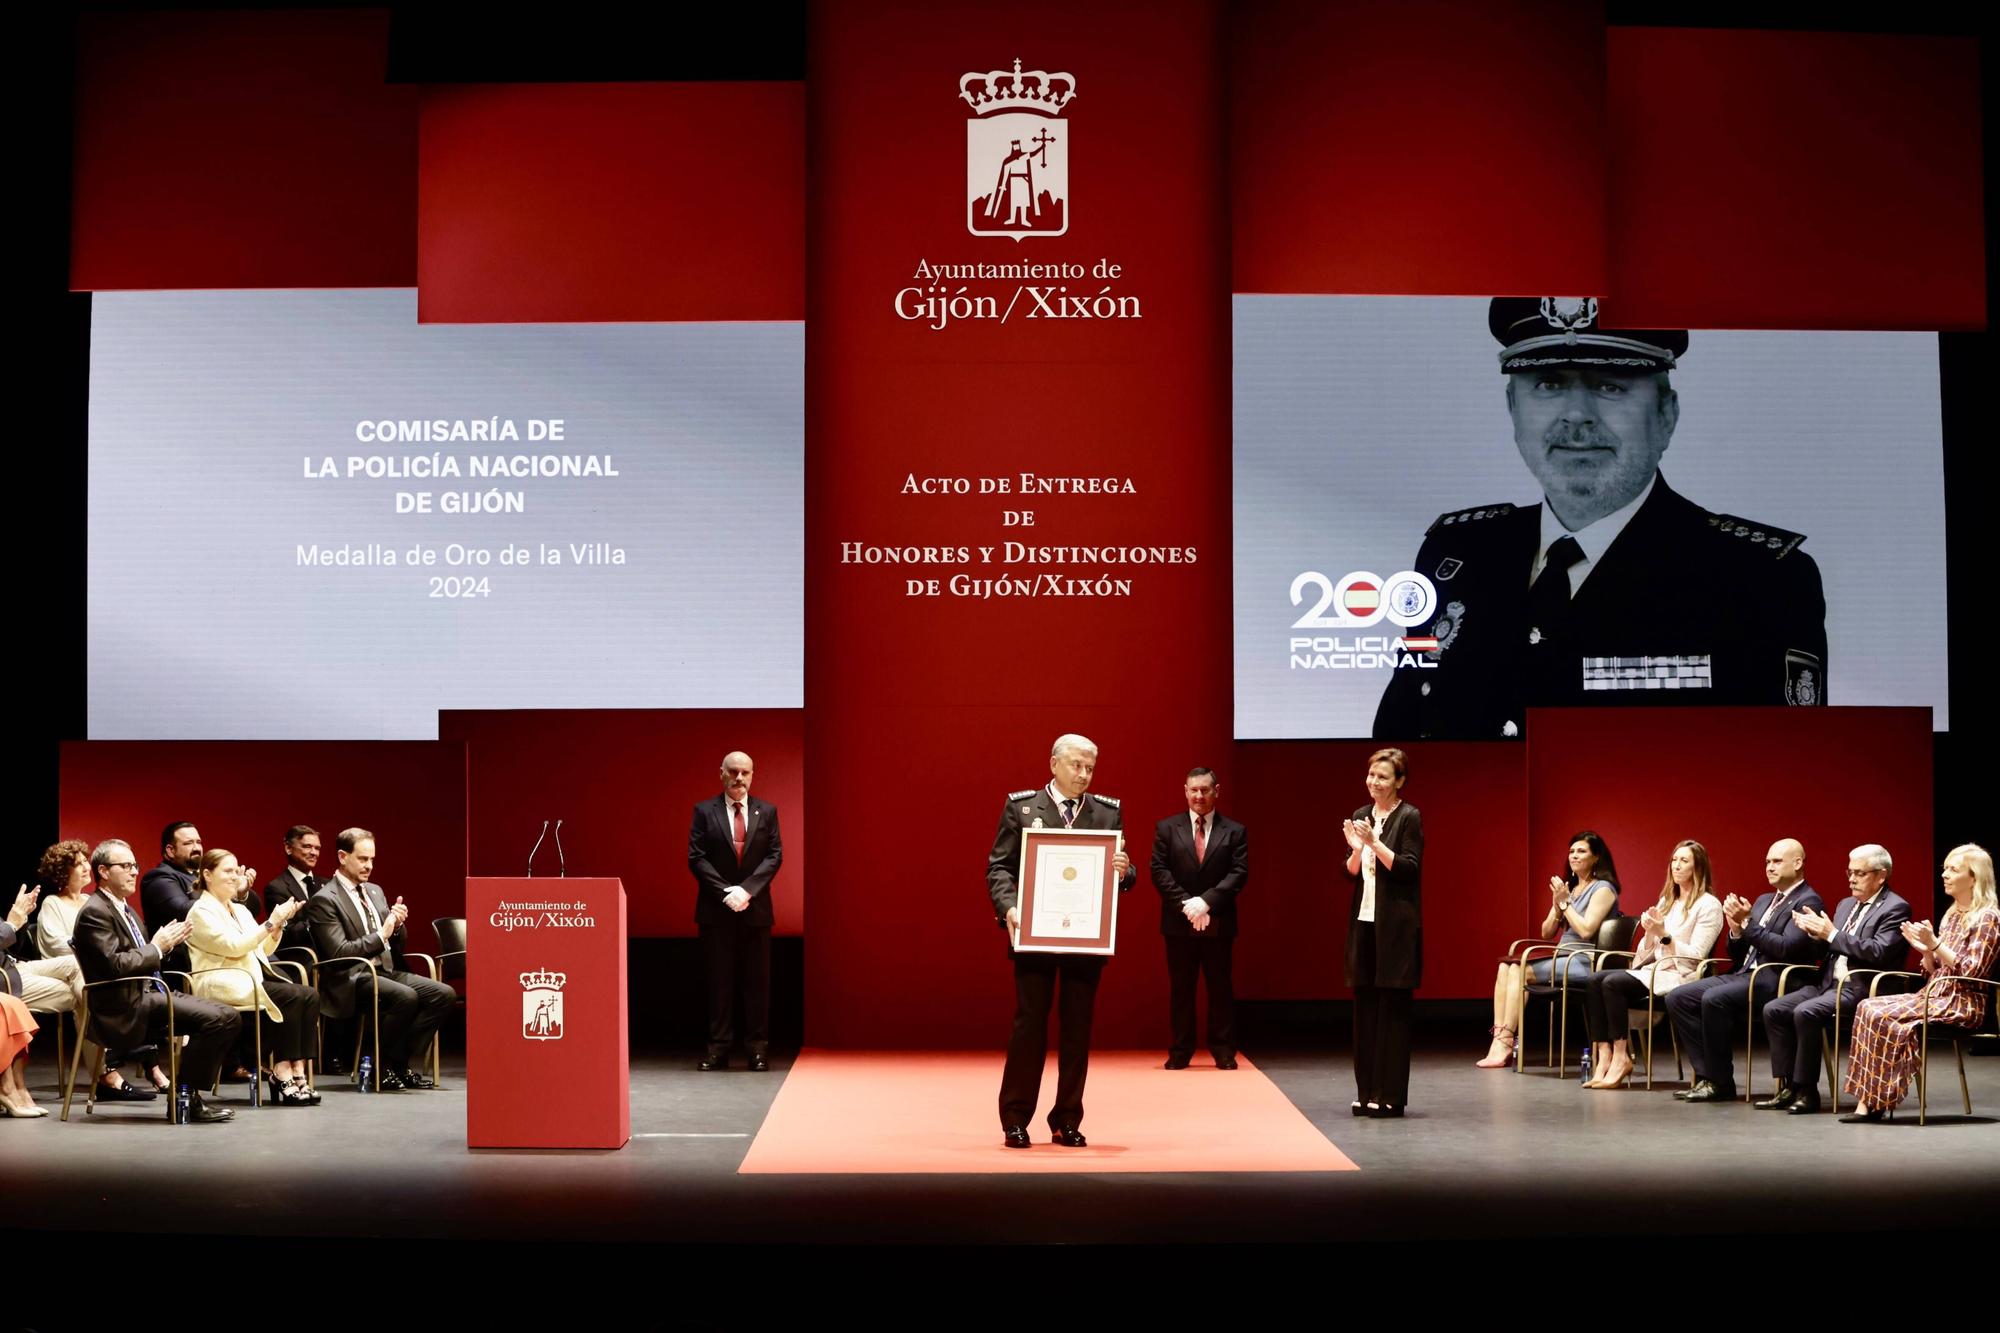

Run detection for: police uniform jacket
[[1375, 474, 1827, 740], [987, 787, 1135, 934]]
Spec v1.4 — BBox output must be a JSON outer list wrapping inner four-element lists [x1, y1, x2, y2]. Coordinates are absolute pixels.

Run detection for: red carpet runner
[[739, 1050, 1357, 1174]]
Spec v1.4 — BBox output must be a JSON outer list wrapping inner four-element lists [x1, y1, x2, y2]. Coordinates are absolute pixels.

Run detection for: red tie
[[1194, 816, 1207, 862], [732, 802, 747, 862]]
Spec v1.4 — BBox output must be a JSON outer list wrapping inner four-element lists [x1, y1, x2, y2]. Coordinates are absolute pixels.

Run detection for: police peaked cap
[[1490, 297, 1688, 373]]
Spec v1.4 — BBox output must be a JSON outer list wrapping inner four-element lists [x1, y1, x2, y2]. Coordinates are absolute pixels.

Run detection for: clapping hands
[[1900, 918, 1938, 952], [6, 884, 37, 930], [1721, 893, 1752, 929], [1791, 906, 1835, 941]]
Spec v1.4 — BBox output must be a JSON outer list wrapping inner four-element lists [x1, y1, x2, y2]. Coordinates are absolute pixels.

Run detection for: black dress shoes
[[1351, 1101, 1371, 1116], [1369, 1104, 1405, 1118], [1753, 1082, 1797, 1109], [1673, 1080, 1708, 1100], [395, 1069, 436, 1090], [1786, 1089, 1822, 1115], [1839, 1107, 1885, 1123], [375, 1068, 408, 1091], [697, 1053, 727, 1071], [1003, 1126, 1031, 1149], [1214, 1056, 1239, 1070], [187, 1096, 234, 1124], [96, 1080, 156, 1102], [1164, 1055, 1191, 1070], [1683, 1080, 1735, 1103], [1051, 1127, 1088, 1147], [748, 1053, 770, 1072]]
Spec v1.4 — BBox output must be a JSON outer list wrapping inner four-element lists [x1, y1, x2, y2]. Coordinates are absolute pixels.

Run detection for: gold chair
[[0, 970, 69, 1090], [186, 965, 263, 1104], [1824, 967, 1919, 1113], [403, 947, 442, 1088], [309, 955, 382, 1088], [1512, 916, 1639, 1076], [1594, 950, 1731, 1089], [60, 976, 179, 1121], [1917, 974, 1999, 1125], [1743, 961, 1821, 1103]]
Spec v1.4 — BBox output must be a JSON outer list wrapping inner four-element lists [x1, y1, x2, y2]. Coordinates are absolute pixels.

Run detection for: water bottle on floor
[[1578, 1048, 1592, 1085], [175, 1082, 191, 1124], [359, 1053, 375, 1093]]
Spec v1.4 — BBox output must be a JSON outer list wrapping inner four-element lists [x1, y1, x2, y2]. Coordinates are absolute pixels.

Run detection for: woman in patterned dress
[[1841, 843, 1998, 1122]]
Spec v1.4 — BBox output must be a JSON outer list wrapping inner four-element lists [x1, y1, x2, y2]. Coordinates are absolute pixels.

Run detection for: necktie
[[1834, 900, 1869, 981], [120, 902, 159, 976], [1745, 890, 1787, 966], [355, 886, 382, 933], [731, 802, 747, 860], [1194, 816, 1207, 862], [1527, 535, 1585, 642], [1061, 799, 1077, 827]]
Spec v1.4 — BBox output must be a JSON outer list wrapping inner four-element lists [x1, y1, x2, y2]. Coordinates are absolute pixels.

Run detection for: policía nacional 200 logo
[[520, 968, 566, 1041], [962, 57, 1074, 240]]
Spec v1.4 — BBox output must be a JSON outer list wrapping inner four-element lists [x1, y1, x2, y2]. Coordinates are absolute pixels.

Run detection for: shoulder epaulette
[[1008, 789, 1039, 801], [1090, 793, 1120, 808], [1427, 502, 1521, 535], [1706, 512, 1806, 559]]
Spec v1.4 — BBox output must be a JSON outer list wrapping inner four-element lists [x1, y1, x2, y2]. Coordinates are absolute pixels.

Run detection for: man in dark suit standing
[[140, 821, 203, 973], [1151, 767, 1248, 1070], [687, 751, 783, 1072], [307, 827, 454, 1090], [263, 825, 322, 953], [988, 733, 1137, 1149], [1670, 837, 1827, 1103], [73, 838, 240, 1121], [1756, 843, 1912, 1115]]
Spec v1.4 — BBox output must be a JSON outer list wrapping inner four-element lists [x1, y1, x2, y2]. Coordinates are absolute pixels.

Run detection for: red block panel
[[57, 741, 466, 941], [438, 709, 805, 939], [418, 82, 805, 322], [1606, 28, 1985, 331], [72, 10, 417, 291], [1526, 707, 1934, 935], [1234, 741, 1529, 1001], [1232, 0, 1608, 296]]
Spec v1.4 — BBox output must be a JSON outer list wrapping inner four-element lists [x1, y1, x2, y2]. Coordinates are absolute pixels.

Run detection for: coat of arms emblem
[[521, 968, 566, 1041], [962, 58, 1074, 240]]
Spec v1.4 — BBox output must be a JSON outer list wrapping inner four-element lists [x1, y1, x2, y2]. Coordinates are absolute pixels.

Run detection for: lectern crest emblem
[[521, 968, 566, 1041], [962, 57, 1075, 240]]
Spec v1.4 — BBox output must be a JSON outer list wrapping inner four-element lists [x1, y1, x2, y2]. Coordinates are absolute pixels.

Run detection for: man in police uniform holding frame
[[1375, 297, 1828, 741], [987, 733, 1135, 1149]]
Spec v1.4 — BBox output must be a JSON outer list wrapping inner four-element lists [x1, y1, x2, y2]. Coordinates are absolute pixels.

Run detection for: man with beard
[[1374, 298, 1828, 741]]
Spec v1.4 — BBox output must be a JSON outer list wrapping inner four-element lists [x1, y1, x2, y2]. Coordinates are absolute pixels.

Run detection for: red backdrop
[[803, 0, 1231, 1047], [56, 741, 466, 945], [1527, 707, 1936, 935], [439, 709, 806, 938]]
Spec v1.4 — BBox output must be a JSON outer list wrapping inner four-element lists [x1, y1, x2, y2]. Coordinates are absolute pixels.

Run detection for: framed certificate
[[1013, 827, 1121, 955]]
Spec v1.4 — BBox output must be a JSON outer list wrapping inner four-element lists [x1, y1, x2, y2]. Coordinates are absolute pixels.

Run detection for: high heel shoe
[[266, 1071, 289, 1104], [289, 1077, 321, 1106], [1475, 1025, 1517, 1069], [1585, 1063, 1633, 1090], [0, 1099, 49, 1118]]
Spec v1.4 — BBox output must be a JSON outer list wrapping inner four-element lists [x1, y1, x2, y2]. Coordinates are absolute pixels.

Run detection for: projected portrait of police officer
[[1373, 297, 1828, 741]]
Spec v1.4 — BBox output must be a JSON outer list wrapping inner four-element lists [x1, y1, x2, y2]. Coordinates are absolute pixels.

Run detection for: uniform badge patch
[[1784, 650, 1824, 706], [1433, 601, 1465, 654], [1031, 817, 1045, 829], [1435, 558, 1463, 582]]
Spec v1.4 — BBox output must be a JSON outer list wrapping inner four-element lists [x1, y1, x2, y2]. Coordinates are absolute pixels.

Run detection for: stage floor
[[7, 1042, 1997, 1245]]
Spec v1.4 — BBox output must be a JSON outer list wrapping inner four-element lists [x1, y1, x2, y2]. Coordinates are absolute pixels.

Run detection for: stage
[[10, 1039, 1996, 1247]]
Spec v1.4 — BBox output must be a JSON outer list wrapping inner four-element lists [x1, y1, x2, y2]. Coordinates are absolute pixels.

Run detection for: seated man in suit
[[686, 751, 783, 1071], [72, 838, 241, 1122], [1755, 843, 1912, 1115], [140, 821, 204, 974], [263, 825, 322, 953], [1151, 767, 1249, 1070], [989, 733, 1137, 1149], [1669, 837, 1827, 1103], [307, 827, 454, 1091]]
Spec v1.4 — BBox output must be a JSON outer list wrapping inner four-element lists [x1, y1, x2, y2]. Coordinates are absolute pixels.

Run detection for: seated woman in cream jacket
[[1577, 840, 1726, 1090], [185, 849, 322, 1107]]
